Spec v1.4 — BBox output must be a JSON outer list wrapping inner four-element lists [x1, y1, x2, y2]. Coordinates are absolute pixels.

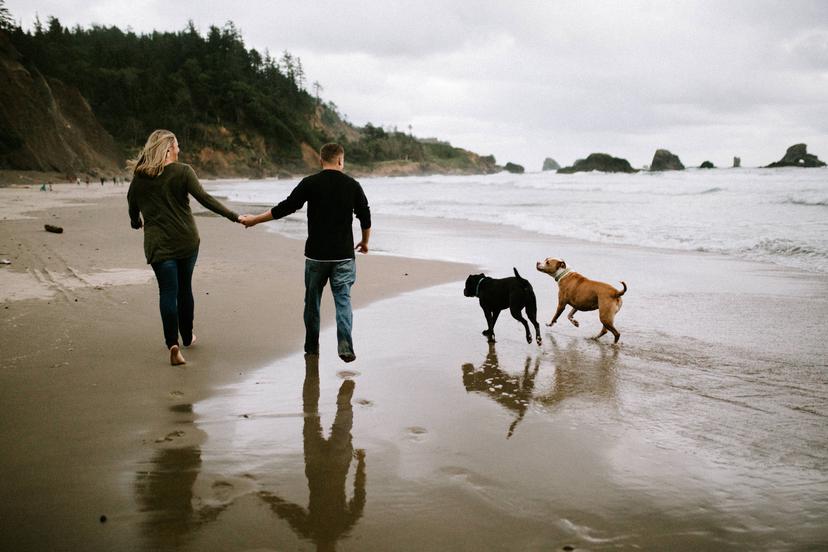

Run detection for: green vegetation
[[2, 5, 497, 175], [9, 18, 313, 164]]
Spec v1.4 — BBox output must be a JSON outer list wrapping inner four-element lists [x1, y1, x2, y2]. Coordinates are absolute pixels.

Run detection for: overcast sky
[[7, 0, 828, 169]]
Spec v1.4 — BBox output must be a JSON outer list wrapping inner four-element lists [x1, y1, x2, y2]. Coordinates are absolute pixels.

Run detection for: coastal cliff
[[0, 32, 122, 175], [0, 23, 499, 180]]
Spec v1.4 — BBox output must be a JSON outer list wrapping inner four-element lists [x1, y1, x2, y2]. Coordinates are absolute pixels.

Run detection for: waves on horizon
[[209, 170, 828, 275], [782, 197, 828, 207]]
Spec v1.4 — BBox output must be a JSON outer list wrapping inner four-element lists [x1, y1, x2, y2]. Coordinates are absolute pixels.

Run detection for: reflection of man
[[259, 358, 366, 551], [462, 343, 540, 438]]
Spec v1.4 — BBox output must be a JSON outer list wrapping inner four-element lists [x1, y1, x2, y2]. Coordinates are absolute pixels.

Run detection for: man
[[240, 143, 371, 362]]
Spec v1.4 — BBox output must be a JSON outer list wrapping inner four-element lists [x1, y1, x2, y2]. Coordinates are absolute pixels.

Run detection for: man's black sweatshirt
[[270, 169, 371, 260]]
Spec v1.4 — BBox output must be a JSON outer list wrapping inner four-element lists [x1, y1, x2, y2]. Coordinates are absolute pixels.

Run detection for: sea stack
[[765, 144, 826, 168], [557, 153, 637, 174], [542, 158, 560, 171], [699, 161, 715, 169], [650, 149, 685, 171], [733, 157, 741, 168], [504, 162, 525, 174]]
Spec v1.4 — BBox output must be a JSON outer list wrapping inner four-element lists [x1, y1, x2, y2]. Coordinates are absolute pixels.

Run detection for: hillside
[[0, 32, 122, 176], [0, 18, 499, 179]]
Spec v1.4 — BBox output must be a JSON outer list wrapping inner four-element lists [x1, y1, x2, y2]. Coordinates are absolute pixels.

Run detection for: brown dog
[[536, 258, 627, 343]]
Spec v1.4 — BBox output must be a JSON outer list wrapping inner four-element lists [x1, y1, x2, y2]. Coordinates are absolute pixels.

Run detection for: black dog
[[464, 268, 542, 345]]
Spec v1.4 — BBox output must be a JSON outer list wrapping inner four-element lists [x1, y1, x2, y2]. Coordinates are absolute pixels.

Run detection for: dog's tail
[[514, 267, 538, 306], [614, 281, 627, 298], [513, 268, 532, 288]]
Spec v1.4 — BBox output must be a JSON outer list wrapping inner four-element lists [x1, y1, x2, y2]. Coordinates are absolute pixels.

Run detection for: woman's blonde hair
[[127, 129, 176, 178]]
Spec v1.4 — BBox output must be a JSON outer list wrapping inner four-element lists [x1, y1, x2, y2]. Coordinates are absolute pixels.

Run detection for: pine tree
[[0, 0, 13, 30]]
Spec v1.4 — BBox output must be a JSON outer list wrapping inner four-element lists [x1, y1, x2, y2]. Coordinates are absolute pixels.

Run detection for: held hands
[[238, 214, 258, 228]]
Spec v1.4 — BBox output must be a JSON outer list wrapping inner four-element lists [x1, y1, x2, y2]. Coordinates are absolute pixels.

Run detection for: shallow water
[[136, 215, 828, 550], [211, 168, 828, 273]]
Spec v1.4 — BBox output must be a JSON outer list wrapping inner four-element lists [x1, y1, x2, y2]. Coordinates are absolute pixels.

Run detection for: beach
[[1, 178, 827, 551]]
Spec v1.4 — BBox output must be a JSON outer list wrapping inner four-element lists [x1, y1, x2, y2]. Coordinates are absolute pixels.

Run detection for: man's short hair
[[320, 143, 345, 163]]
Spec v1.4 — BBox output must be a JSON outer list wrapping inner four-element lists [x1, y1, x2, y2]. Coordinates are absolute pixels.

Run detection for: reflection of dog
[[536, 257, 626, 343], [464, 268, 541, 345], [462, 343, 540, 438]]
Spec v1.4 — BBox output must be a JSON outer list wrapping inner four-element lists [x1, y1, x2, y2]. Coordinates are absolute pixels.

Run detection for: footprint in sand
[[168, 391, 184, 399], [337, 370, 361, 379], [405, 426, 428, 441], [355, 398, 374, 407], [155, 430, 185, 443]]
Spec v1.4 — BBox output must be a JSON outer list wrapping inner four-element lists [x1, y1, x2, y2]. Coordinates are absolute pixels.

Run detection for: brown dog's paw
[[569, 319, 580, 328]]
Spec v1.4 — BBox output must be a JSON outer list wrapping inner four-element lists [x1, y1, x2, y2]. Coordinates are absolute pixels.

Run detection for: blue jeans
[[304, 259, 356, 356], [151, 251, 198, 348]]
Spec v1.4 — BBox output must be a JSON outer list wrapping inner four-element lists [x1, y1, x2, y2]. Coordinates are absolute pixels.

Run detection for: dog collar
[[552, 268, 573, 282], [475, 276, 489, 296]]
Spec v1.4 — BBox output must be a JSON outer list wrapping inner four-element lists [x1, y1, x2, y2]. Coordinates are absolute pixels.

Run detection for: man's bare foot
[[184, 334, 197, 348], [170, 345, 186, 366]]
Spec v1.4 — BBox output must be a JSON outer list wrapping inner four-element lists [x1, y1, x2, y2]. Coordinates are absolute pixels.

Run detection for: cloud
[[6, 0, 828, 168]]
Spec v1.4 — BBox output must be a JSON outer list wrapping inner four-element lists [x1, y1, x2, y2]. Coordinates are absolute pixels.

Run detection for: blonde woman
[[127, 129, 241, 365]]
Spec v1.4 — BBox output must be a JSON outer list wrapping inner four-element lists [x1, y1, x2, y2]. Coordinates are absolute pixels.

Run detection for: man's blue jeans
[[304, 259, 356, 356], [150, 251, 198, 349]]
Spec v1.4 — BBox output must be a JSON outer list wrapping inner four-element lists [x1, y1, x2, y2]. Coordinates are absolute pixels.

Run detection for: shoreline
[[2, 181, 826, 550]]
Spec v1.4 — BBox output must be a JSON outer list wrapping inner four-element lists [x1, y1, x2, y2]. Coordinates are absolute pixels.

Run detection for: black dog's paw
[[482, 329, 492, 337], [536, 335, 542, 346]]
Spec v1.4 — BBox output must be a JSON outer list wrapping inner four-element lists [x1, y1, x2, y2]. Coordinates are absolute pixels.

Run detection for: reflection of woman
[[127, 130, 240, 365]]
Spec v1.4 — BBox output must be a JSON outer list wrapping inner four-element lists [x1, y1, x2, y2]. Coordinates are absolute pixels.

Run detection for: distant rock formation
[[504, 162, 525, 174], [557, 153, 637, 174], [765, 144, 826, 168], [0, 32, 123, 174], [650, 149, 685, 171], [541, 157, 560, 171], [733, 157, 741, 168], [699, 161, 715, 169]]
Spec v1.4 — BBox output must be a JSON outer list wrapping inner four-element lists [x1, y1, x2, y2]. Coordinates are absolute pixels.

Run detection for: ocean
[[210, 167, 828, 274]]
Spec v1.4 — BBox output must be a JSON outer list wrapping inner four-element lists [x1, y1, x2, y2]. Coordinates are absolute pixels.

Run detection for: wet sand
[[1, 183, 827, 550], [0, 183, 471, 551]]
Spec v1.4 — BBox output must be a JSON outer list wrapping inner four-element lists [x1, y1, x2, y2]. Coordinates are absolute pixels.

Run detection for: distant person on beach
[[240, 143, 371, 363], [100, 176, 105, 186], [128, 129, 242, 366]]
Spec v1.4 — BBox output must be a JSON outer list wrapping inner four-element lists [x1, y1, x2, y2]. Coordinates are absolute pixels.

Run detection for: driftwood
[[44, 224, 64, 234]]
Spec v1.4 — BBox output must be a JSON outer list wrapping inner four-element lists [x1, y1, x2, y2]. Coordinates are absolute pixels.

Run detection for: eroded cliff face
[[0, 32, 124, 175]]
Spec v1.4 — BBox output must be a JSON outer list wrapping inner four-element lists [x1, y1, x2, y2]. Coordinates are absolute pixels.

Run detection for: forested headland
[[0, 5, 498, 178]]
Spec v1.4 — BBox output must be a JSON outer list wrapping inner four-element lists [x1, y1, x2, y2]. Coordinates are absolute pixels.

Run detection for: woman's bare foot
[[184, 334, 197, 348], [170, 345, 186, 366]]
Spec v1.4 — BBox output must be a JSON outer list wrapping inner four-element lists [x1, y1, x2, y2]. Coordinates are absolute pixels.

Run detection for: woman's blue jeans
[[151, 251, 198, 348], [304, 259, 356, 356]]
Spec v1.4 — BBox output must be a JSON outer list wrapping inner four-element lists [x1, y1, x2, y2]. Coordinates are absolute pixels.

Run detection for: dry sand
[[0, 182, 471, 551]]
